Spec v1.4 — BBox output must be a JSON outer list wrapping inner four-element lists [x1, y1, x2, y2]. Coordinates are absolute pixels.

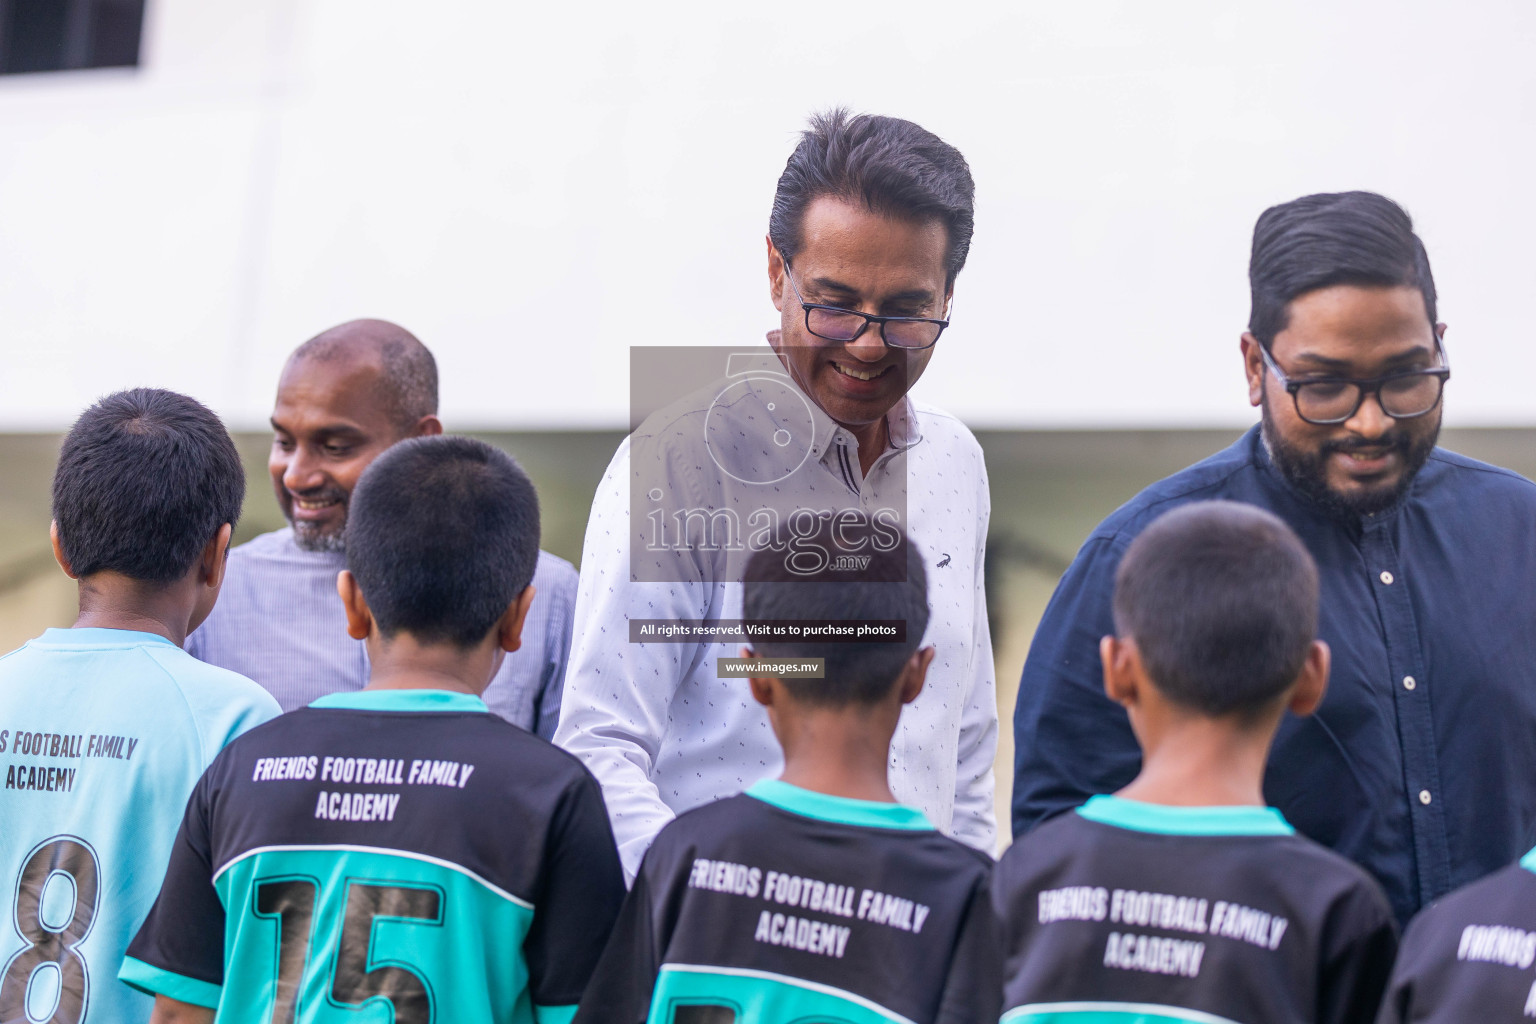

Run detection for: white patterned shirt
[[555, 347, 998, 878]]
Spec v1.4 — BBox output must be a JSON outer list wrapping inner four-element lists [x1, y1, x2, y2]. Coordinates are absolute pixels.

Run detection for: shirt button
[[1379, 571, 1395, 585], [1419, 789, 1432, 805], [1403, 676, 1417, 691]]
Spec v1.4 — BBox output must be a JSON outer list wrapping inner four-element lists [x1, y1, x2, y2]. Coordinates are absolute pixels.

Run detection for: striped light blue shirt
[[186, 528, 576, 737]]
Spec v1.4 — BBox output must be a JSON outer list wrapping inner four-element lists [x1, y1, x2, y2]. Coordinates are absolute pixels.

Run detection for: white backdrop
[[1, 0, 1533, 431]]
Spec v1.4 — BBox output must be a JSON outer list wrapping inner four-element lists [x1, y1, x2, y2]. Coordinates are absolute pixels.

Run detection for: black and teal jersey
[[1377, 846, 1536, 1022], [994, 796, 1398, 1024], [573, 778, 1001, 1024], [119, 688, 625, 1023]]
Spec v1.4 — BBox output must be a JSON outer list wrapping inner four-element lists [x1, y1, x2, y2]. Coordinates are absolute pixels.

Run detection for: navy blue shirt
[[1012, 425, 1536, 925]]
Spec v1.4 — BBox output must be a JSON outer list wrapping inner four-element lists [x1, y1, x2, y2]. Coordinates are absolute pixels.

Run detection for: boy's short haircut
[[52, 388, 245, 584], [345, 435, 539, 647], [1113, 500, 1319, 719], [742, 513, 928, 706]]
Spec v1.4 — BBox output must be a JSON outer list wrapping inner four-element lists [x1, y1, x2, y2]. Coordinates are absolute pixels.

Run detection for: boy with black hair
[[574, 514, 1001, 1024], [995, 500, 1398, 1023], [121, 435, 625, 1024], [0, 388, 280, 1023], [1376, 851, 1536, 1020]]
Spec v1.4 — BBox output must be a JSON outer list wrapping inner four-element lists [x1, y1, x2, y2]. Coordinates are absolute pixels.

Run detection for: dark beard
[[1260, 398, 1439, 519]]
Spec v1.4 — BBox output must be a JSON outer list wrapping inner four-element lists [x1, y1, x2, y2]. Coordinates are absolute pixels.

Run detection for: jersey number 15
[[257, 876, 443, 1024]]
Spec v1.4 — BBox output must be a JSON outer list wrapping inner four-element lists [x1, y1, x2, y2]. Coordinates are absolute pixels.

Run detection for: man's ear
[[495, 585, 538, 654], [1287, 640, 1331, 718], [412, 415, 444, 439], [1240, 333, 1266, 407], [49, 521, 77, 580], [1101, 635, 1142, 709], [898, 646, 936, 705], [199, 524, 234, 590], [767, 236, 787, 312], [337, 570, 373, 641]]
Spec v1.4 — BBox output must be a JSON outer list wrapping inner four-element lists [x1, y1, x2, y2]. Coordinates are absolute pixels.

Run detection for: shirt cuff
[[118, 955, 222, 1009]]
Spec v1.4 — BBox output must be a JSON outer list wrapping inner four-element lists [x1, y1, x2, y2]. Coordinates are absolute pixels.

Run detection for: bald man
[[186, 320, 578, 736]]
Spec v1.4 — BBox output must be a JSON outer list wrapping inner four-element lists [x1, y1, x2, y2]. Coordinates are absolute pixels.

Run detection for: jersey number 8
[[0, 836, 101, 1024]]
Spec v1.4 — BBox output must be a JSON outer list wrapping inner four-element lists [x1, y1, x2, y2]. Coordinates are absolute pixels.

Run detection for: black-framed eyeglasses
[[1259, 340, 1451, 425], [782, 262, 949, 350]]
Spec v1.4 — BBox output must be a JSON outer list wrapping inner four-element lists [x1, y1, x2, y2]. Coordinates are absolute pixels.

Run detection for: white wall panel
[[0, 0, 1532, 430]]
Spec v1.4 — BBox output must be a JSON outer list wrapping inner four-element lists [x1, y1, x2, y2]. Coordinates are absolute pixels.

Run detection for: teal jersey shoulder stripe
[[1076, 796, 1293, 837], [745, 779, 934, 832], [119, 955, 222, 1008], [1002, 1000, 1244, 1023], [213, 843, 533, 909], [654, 963, 917, 1024], [308, 689, 489, 713], [1520, 845, 1536, 875]]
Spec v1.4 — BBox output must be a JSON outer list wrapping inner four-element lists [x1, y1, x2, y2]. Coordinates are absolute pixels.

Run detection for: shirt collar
[[33, 627, 177, 649], [1077, 794, 1295, 837], [885, 395, 922, 450], [309, 689, 488, 714], [277, 527, 349, 566], [746, 778, 935, 831], [761, 331, 925, 464]]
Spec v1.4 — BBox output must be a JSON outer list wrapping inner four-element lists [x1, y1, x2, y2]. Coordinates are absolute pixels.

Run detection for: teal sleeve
[[119, 954, 222, 1008], [534, 1005, 578, 1024]]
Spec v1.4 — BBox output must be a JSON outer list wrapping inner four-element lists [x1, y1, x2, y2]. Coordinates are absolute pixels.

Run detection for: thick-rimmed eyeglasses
[[1259, 341, 1451, 426], [782, 263, 949, 350]]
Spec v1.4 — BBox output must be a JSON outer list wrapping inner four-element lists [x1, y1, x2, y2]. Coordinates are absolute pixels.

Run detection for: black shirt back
[[994, 796, 1398, 1023], [121, 688, 626, 1023], [574, 779, 1000, 1024], [1378, 848, 1536, 1022]]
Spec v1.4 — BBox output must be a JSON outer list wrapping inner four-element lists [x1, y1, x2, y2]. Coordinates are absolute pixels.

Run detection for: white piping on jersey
[[1002, 1001, 1244, 1024], [658, 963, 916, 1024], [212, 844, 534, 911]]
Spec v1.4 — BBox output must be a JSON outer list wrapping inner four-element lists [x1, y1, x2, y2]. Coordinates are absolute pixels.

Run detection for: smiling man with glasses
[[1254, 304, 1451, 520], [1012, 191, 1536, 929], [556, 109, 1000, 886]]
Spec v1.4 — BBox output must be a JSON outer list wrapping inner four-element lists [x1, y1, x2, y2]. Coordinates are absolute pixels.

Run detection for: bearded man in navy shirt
[[1012, 190, 1536, 926]]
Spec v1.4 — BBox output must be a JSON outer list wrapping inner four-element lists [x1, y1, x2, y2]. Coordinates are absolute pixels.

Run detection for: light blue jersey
[[0, 627, 279, 1024]]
